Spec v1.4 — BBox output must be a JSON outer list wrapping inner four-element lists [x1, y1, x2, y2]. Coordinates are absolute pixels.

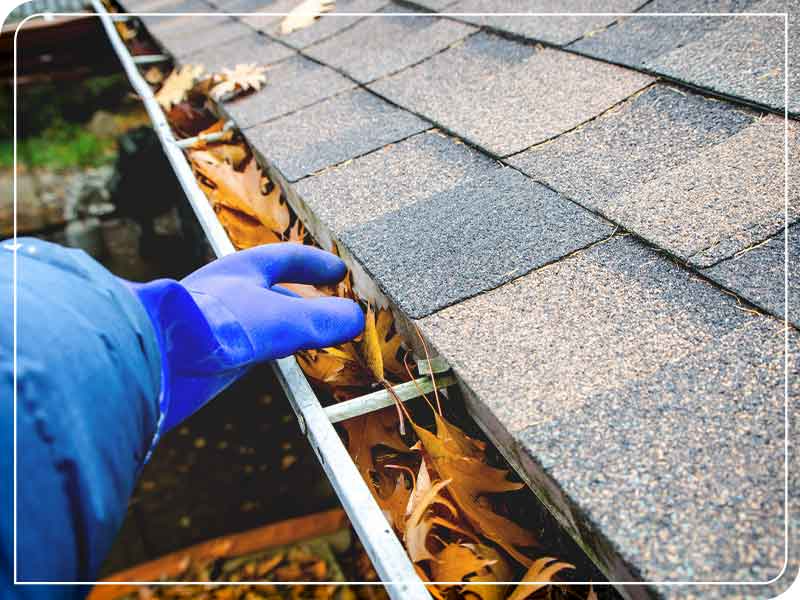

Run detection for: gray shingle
[[233, 0, 293, 30], [156, 18, 255, 58], [336, 143, 613, 318], [242, 89, 429, 182], [508, 84, 756, 199], [617, 116, 794, 265], [419, 234, 791, 583], [569, 14, 719, 66], [235, 0, 387, 36], [218, 55, 356, 128], [294, 131, 489, 234], [137, 0, 216, 29], [703, 226, 799, 327], [569, 0, 789, 112], [265, 0, 389, 49], [510, 91, 795, 264], [447, 0, 646, 46], [177, 30, 296, 73], [369, 32, 653, 156], [304, 6, 477, 83], [568, 0, 759, 65], [648, 14, 785, 112]]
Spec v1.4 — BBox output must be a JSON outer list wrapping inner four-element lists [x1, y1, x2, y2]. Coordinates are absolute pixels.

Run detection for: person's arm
[[1, 238, 363, 597]]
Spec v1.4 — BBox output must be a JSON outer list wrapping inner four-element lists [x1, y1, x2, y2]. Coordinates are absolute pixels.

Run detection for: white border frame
[[6, 4, 795, 593]]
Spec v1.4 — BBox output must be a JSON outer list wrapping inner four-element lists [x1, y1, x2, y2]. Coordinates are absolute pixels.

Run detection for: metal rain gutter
[[91, 3, 438, 597]]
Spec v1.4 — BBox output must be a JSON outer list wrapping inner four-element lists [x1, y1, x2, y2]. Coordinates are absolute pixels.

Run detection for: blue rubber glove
[[123, 243, 364, 435]]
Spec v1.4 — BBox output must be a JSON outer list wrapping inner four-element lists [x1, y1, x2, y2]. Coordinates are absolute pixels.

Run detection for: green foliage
[[0, 121, 116, 169], [0, 73, 133, 170]]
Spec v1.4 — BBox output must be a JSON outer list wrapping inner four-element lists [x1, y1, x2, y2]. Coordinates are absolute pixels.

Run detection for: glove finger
[[245, 293, 365, 361], [263, 244, 347, 287], [183, 243, 347, 289]]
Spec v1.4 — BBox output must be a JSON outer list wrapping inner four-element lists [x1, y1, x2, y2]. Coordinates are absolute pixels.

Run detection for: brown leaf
[[215, 205, 280, 249], [279, 0, 335, 34], [342, 408, 408, 498], [436, 410, 487, 460], [204, 143, 249, 169], [431, 544, 496, 585], [460, 543, 514, 600], [405, 460, 460, 523], [405, 458, 433, 518], [190, 153, 290, 237], [209, 64, 267, 101], [192, 120, 234, 147], [280, 282, 327, 298], [297, 345, 363, 387], [412, 414, 536, 566], [115, 20, 137, 41], [156, 64, 204, 110], [165, 101, 216, 137], [361, 306, 384, 381], [414, 565, 446, 600], [285, 219, 306, 243], [143, 66, 164, 85], [375, 308, 405, 379], [404, 478, 451, 563], [507, 557, 574, 600], [378, 473, 412, 532]]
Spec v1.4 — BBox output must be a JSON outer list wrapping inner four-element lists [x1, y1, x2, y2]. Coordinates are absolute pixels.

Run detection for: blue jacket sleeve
[[1, 238, 162, 599]]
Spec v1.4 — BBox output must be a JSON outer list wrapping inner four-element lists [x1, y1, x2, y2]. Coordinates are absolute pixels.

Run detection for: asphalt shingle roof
[[304, 4, 477, 83], [370, 32, 654, 156], [178, 30, 296, 72], [220, 55, 355, 127], [243, 88, 429, 181], [447, 0, 648, 46], [419, 234, 791, 583], [119, 0, 799, 595], [510, 98, 797, 267], [569, 0, 793, 114]]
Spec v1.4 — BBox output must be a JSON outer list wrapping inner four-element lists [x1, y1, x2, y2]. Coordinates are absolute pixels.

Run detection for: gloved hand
[[123, 243, 364, 434]]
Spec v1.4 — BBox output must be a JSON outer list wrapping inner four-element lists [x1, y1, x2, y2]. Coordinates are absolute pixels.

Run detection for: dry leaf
[[343, 408, 409, 497], [280, 0, 335, 34], [285, 219, 306, 243], [378, 473, 412, 531], [507, 557, 574, 600], [209, 64, 267, 101], [375, 308, 405, 379], [203, 143, 249, 169], [405, 458, 432, 518], [404, 478, 451, 563], [431, 544, 496, 585], [190, 153, 290, 236], [280, 282, 327, 298], [412, 414, 536, 566], [461, 544, 514, 600], [361, 306, 385, 381], [165, 101, 217, 137], [297, 345, 363, 387], [143, 66, 164, 85], [156, 64, 204, 110], [192, 120, 234, 147], [115, 20, 137, 41], [414, 565, 446, 600], [215, 205, 280, 249]]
